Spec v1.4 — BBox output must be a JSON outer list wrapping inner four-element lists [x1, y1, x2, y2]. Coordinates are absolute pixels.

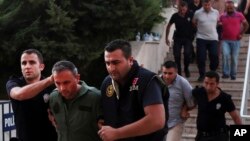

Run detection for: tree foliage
[[0, 0, 163, 98]]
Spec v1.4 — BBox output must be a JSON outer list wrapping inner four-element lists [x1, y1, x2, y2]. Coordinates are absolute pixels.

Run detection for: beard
[[227, 10, 234, 15]]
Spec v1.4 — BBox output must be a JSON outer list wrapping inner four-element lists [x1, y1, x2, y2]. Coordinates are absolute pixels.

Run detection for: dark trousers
[[196, 38, 219, 77], [173, 38, 192, 75]]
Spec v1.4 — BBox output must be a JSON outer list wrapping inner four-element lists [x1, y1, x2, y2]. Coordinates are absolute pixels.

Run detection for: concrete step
[[187, 105, 250, 115], [189, 79, 244, 89], [183, 72, 246, 78], [166, 35, 250, 141]]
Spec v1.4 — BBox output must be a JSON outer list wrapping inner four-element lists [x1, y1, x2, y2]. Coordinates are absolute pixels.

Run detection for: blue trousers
[[221, 40, 240, 78]]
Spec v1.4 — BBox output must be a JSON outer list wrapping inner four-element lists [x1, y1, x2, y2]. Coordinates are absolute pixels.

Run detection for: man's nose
[[59, 85, 66, 91], [108, 64, 115, 71]]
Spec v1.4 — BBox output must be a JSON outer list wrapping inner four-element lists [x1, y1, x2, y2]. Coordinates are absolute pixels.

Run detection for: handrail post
[[240, 36, 250, 121]]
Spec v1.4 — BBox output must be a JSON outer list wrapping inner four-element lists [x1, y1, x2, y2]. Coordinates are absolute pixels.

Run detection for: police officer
[[99, 39, 167, 141]]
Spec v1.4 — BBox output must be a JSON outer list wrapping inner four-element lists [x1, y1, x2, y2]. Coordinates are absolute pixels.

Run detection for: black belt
[[198, 128, 228, 137]]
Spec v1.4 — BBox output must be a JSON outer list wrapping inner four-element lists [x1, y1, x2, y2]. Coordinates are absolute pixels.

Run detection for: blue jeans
[[221, 40, 240, 78], [196, 38, 219, 77]]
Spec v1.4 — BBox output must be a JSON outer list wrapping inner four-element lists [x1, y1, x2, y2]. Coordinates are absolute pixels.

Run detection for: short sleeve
[[224, 94, 236, 112], [6, 77, 21, 95], [142, 78, 163, 107], [239, 12, 246, 22], [192, 87, 199, 99], [169, 14, 176, 25]]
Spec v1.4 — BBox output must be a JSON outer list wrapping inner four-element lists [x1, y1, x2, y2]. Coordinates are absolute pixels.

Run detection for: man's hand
[[244, 9, 248, 15], [98, 119, 104, 129], [181, 109, 190, 120], [48, 109, 58, 129], [98, 126, 119, 141], [237, 34, 243, 40], [166, 39, 171, 46]]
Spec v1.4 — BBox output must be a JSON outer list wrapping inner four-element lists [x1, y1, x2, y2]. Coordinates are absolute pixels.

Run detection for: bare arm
[[244, 0, 250, 14], [48, 109, 58, 128], [192, 17, 197, 28], [180, 103, 196, 120], [229, 110, 242, 125], [10, 76, 54, 101], [165, 23, 172, 46], [98, 104, 165, 141], [238, 19, 249, 39], [241, 19, 249, 34]]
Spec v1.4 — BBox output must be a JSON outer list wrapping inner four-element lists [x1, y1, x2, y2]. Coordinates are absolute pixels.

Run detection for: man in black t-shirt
[[189, 0, 202, 13], [6, 49, 57, 141], [165, 1, 195, 78], [192, 71, 241, 141]]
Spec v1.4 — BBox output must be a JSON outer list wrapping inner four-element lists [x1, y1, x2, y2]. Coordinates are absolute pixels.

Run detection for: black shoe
[[222, 75, 229, 79], [185, 69, 190, 78], [197, 76, 204, 82], [231, 76, 236, 80]]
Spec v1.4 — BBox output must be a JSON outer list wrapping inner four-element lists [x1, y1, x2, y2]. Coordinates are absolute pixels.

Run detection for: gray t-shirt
[[167, 75, 194, 128], [193, 7, 219, 41]]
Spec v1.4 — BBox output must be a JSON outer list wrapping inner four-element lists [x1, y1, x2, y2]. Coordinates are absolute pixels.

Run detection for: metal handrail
[[240, 36, 250, 119]]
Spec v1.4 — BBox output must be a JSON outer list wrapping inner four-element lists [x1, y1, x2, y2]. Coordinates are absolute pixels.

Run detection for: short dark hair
[[205, 71, 220, 82], [162, 60, 177, 69], [202, 0, 211, 4], [179, 0, 188, 7], [22, 49, 44, 63], [52, 60, 78, 75], [104, 39, 131, 59]]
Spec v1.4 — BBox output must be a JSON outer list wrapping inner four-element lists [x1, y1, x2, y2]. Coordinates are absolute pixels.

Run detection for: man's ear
[[39, 63, 45, 71], [76, 74, 80, 82]]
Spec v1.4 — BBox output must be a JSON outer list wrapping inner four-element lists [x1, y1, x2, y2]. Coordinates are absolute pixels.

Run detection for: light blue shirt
[[167, 75, 194, 128]]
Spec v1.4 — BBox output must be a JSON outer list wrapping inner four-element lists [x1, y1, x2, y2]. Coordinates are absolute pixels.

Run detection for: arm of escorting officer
[[229, 110, 242, 125], [98, 79, 165, 141], [9, 76, 54, 101], [98, 104, 165, 141]]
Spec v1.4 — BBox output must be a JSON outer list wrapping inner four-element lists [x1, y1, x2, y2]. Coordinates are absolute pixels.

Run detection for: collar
[[168, 74, 179, 86], [201, 7, 215, 13], [77, 81, 93, 97], [111, 60, 140, 99], [225, 11, 236, 16]]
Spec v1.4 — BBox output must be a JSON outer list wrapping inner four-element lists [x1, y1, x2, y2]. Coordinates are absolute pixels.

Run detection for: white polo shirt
[[193, 7, 219, 41]]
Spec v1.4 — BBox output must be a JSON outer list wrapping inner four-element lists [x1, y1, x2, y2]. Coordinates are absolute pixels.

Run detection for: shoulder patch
[[106, 85, 114, 97], [43, 93, 50, 103]]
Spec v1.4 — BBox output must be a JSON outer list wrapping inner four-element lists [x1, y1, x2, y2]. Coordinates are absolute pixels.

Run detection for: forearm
[[234, 117, 242, 125], [115, 104, 165, 139], [245, 0, 250, 12], [10, 76, 53, 100], [165, 26, 171, 41], [230, 110, 242, 125], [241, 22, 249, 34]]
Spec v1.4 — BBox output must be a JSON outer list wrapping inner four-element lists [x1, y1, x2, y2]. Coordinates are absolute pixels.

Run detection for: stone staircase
[[165, 35, 250, 141]]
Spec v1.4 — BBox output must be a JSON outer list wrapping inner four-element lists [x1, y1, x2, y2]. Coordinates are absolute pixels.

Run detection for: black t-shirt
[[6, 76, 57, 141], [192, 87, 235, 132], [189, 3, 202, 14], [169, 12, 195, 40]]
